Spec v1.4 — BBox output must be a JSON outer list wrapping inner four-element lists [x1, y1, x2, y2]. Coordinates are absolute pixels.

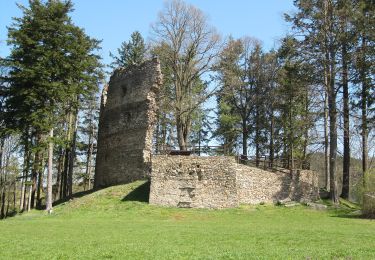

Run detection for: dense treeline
[[0, 0, 103, 216], [0, 0, 373, 217]]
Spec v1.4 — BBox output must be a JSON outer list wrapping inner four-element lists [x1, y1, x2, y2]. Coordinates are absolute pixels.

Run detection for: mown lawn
[[0, 181, 374, 259]]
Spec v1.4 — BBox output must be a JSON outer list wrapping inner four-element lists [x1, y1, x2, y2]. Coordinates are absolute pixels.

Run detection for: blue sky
[[0, 0, 295, 67]]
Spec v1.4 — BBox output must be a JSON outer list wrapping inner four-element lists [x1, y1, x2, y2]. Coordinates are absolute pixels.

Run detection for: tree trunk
[[6, 183, 10, 216], [176, 114, 189, 151], [269, 110, 274, 168], [85, 122, 94, 191], [242, 118, 248, 158], [27, 184, 32, 212], [289, 96, 294, 172], [55, 148, 64, 200], [19, 175, 25, 212], [36, 154, 45, 209], [360, 36, 368, 183], [31, 135, 42, 208], [302, 95, 309, 170], [324, 89, 330, 190], [255, 109, 260, 166], [61, 147, 69, 199], [63, 148, 70, 197], [323, 0, 331, 192], [0, 138, 4, 218], [328, 50, 339, 204], [62, 110, 74, 199], [20, 136, 31, 212], [68, 111, 78, 197], [46, 128, 54, 213], [342, 39, 350, 199], [13, 180, 16, 214]]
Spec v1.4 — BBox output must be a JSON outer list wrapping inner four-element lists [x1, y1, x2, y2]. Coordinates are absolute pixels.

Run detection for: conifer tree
[[4, 0, 103, 212], [109, 31, 146, 69]]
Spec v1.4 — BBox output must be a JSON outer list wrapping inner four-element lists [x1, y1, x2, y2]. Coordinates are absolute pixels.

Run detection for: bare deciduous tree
[[151, 0, 221, 150]]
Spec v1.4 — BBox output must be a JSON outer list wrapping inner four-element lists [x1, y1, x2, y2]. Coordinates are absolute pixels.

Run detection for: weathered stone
[[149, 156, 239, 209], [284, 202, 300, 207], [236, 165, 319, 205], [149, 155, 320, 209], [94, 59, 162, 188], [306, 202, 328, 210]]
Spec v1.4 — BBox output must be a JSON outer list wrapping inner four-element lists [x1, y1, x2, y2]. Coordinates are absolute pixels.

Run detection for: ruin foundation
[[150, 155, 319, 208]]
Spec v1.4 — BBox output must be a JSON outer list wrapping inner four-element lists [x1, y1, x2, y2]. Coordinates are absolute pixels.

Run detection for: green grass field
[[0, 181, 374, 259]]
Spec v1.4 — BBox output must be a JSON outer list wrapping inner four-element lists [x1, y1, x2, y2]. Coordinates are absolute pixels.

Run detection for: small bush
[[356, 169, 375, 218], [352, 169, 375, 204]]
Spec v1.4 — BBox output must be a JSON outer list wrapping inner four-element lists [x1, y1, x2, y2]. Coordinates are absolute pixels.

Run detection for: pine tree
[[4, 0, 103, 212], [277, 37, 314, 171], [352, 0, 374, 179], [109, 31, 146, 69], [286, 0, 341, 203]]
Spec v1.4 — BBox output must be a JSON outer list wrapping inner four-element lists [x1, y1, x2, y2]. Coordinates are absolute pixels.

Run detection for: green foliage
[[215, 38, 263, 154], [109, 31, 146, 69], [277, 36, 315, 162], [214, 99, 241, 153], [352, 169, 375, 204], [4, 0, 103, 136], [0, 181, 375, 258], [189, 106, 213, 148]]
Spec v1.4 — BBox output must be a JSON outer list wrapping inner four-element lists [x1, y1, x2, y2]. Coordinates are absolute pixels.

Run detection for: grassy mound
[[0, 181, 374, 259]]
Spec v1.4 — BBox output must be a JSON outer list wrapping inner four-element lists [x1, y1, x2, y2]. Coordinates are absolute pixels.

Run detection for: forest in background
[[0, 0, 374, 218]]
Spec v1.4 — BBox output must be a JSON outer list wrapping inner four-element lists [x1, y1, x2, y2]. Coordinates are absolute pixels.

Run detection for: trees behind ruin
[[0, 0, 373, 217], [109, 31, 147, 70], [214, 36, 316, 170], [213, 0, 374, 203], [151, 0, 221, 151], [284, 0, 374, 202]]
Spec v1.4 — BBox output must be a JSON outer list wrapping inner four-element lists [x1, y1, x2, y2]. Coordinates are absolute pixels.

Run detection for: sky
[[0, 0, 296, 67]]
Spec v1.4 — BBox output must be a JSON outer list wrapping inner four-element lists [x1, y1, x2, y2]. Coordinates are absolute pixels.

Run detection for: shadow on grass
[[328, 207, 374, 220], [332, 211, 374, 220], [122, 181, 150, 203], [53, 188, 99, 207], [1, 188, 100, 220]]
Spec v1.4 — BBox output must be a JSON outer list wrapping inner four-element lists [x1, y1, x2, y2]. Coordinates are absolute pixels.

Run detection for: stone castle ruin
[[94, 59, 319, 208], [94, 58, 162, 188]]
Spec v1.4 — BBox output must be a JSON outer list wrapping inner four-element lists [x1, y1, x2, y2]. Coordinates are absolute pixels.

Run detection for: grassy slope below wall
[[0, 181, 374, 259]]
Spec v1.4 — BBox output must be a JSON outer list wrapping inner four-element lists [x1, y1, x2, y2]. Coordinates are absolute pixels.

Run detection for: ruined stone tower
[[94, 59, 162, 188]]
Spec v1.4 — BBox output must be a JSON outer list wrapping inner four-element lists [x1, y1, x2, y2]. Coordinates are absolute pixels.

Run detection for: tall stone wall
[[150, 155, 319, 208], [149, 156, 239, 208], [94, 59, 162, 188]]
